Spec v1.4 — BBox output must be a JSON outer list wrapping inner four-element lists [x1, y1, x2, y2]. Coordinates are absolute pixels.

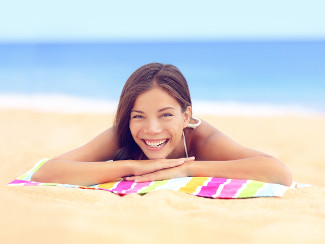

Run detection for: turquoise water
[[0, 41, 324, 113]]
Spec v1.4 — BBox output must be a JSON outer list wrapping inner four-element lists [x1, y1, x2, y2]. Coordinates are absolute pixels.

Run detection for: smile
[[143, 139, 169, 149]]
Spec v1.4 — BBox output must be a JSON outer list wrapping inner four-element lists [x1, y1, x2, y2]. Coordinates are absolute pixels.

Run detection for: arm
[[126, 121, 292, 186], [187, 121, 292, 186], [31, 127, 189, 185], [32, 158, 190, 186], [32, 160, 131, 186], [127, 156, 292, 186], [31, 127, 123, 185], [186, 156, 292, 186]]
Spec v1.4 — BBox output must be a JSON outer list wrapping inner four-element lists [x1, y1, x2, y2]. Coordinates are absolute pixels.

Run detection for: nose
[[143, 118, 163, 134]]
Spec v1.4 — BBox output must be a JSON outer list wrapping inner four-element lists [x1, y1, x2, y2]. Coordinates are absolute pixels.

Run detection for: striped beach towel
[[7, 158, 291, 199]]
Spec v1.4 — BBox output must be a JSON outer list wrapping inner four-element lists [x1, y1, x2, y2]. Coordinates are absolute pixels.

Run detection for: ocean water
[[0, 41, 324, 116]]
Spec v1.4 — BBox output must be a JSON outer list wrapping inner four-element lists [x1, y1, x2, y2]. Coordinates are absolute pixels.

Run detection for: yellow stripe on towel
[[178, 177, 208, 194], [98, 181, 120, 190]]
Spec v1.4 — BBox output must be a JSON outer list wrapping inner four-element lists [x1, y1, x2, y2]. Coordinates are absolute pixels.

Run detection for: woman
[[32, 63, 292, 186]]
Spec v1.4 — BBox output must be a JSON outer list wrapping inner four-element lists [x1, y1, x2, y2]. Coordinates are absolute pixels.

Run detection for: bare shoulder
[[189, 119, 220, 140], [51, 127, 119, 162], [188, 119, 269, 161], [188, 119, 223, 151]]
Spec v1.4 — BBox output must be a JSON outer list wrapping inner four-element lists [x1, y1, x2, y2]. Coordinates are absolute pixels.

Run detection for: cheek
[[129, 122, 136, 138], [169, 124, 184, 141], [129, 122, 141, 139]]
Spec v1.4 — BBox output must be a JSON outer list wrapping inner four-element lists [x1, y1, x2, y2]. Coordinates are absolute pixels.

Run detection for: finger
[[175, 156, 195, 162], [125, 176, 136, 181], [157, 159, 184, 170], [125, 175, 150, 182], [134, 178, 150, 183], [133, 176, 150, 182], [127, 170, 162, 182], [184, 156, 195, 161], [174, 159, 185, 165]]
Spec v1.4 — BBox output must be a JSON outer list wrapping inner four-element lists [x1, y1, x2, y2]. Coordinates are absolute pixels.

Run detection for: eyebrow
[[131, 107, 176, 114]]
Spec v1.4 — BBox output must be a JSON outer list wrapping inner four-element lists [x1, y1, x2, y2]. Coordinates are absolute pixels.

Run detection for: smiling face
[[129, 87, 191, 159]]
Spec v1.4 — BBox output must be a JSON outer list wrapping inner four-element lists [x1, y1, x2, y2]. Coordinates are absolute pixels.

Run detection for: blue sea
[[0, 41, 324, 116]]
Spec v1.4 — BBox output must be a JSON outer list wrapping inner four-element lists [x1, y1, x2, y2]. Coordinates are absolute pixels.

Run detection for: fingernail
[[179, 160, 185, 163]]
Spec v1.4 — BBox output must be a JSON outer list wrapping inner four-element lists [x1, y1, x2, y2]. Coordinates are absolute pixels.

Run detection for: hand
[[125, 158, 195, 182], [130, 156, 195, 177]]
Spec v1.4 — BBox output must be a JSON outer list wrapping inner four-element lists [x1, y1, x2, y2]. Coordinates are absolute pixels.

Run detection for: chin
[[141, 146, 173, 160], [143, 152, 168, 160]]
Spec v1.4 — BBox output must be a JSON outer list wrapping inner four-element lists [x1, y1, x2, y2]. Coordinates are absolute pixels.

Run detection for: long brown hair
[[113, 63, 192, 160]]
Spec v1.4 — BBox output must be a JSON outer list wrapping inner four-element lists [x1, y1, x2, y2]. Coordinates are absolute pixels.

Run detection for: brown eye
[[162, 113, 173, 117]]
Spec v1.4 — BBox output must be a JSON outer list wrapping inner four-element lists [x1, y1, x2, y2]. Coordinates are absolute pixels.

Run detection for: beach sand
[[1, 109, 325, 244]]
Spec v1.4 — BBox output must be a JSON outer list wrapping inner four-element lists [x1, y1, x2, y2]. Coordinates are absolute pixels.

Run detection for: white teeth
[[144, 139, 167, 148]]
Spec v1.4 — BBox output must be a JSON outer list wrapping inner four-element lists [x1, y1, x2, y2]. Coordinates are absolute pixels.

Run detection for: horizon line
[[1, 37, 325, 44]]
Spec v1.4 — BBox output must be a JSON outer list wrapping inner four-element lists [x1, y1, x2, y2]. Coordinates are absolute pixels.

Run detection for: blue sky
[[0, 0, 324, 42]]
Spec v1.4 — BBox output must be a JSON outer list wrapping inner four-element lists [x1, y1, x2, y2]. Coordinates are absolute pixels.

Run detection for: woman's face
[[129, 87, 191, 159]]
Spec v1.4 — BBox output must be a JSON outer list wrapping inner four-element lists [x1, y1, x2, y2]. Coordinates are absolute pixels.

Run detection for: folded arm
[[125, 155, 292, 186], [126, 121, 292, 186], [31, 159, 189, 186], [31, 127, 190, 185], [188, 156, 292, 186]]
